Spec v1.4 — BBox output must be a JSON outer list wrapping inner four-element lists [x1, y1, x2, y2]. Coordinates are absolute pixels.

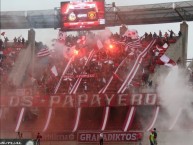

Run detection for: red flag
[[156, 54, 176, 67], [153, 42, 169, 56]]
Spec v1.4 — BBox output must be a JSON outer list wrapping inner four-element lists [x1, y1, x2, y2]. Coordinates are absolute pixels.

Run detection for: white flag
[[51, 65, 58, 77], [97, 39, 103, 49]]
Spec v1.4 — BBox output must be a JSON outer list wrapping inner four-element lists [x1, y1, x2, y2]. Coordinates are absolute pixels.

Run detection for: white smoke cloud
[[96, 27, 112, 42], [52, 40, 77, 60], [9, 45, 32, 86], [149, 66, 193, 145], [157, 66, 193, 130]]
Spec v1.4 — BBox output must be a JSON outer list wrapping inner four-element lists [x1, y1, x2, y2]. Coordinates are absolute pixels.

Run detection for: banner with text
[[41, 132, 76, 141], [31, 132, 142, 142], [78, 132, 143, 142], [0, 93, 159, 107], [63, 74, 96, 79]]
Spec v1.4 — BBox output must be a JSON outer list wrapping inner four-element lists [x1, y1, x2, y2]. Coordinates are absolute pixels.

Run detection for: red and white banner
[[34, 132, 142, 142], [78, 132, 142, 142], [0, 93, 159, 107]]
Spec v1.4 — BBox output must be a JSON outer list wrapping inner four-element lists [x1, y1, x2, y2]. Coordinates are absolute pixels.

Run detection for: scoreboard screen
[[60, 0, 105, 31]]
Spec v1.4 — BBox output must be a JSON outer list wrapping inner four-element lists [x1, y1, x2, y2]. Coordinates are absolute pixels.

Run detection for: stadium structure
[[0, 1, 193, 145]]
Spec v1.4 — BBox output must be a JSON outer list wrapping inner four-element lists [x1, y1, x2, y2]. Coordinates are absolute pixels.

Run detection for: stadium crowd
[[0, 29, 187, 96]]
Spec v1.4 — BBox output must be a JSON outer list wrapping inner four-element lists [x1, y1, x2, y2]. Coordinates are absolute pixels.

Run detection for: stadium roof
[[0, 1, 193, 29]]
